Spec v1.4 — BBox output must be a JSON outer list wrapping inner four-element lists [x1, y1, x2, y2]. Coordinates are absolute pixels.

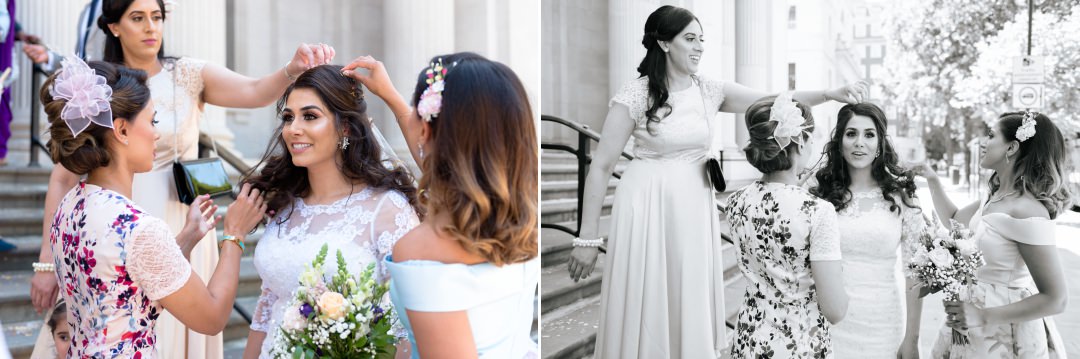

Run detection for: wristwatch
[[219, 234, 245, 253]]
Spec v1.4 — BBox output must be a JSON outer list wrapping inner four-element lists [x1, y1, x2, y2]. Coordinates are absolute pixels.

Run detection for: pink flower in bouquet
[[283, 305, 307, 331], [318, 291, 347, 320], [928, 248, 954, 268]]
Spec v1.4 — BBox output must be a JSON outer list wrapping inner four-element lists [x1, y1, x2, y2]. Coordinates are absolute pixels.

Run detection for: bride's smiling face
[[280, 88, 344, 169], [841, 115, 879, 170]]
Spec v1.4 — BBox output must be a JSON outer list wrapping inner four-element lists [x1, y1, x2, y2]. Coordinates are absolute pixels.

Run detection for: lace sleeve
[[249, 284, 279, 332], [370, 190, 421, 282], [127, 218, 192, 301], [176, 57, 207, 100], [609, 77, 649, 125], [698, 75, 726, 113], [809, 201, 842, 261], [900, 201, 928, 268]]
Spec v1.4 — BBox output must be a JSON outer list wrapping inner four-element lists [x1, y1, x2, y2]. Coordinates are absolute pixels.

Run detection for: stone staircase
[[0, 166, 261, 359], [538, 152, 747, 359]]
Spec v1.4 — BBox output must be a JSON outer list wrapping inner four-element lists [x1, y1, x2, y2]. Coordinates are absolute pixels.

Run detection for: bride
[[808, 103, 927, 358], [240, 65, 421, 359]]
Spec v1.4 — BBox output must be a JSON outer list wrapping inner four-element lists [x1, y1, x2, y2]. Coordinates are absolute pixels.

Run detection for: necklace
[[987, 190, 1018, 205]]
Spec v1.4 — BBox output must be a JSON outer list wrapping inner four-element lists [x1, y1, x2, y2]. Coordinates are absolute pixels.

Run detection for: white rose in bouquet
[[928, 248, 954, 268], [955, 239, 978, 256], [912, 246, 931, 266]]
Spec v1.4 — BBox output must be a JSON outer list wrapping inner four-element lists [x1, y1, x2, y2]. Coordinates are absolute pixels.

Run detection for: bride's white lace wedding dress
[[830, 189, 926, 358], [248, 188, 420, 358]]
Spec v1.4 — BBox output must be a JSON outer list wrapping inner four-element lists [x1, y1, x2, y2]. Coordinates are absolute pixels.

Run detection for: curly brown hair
[[244, 65, 422, 222], [410, 52, 537, 266], [810, 103, 919, 214], [43, 61, 151, 175], [990, 112, 1071, 219]]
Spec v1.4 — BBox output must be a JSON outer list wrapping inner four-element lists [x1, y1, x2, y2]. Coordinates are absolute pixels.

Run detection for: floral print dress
[[50, 181, 192, 358], [724, 181, 842, 358]]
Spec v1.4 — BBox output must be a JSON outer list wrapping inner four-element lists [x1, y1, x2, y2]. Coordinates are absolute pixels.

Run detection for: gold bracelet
[[219, 234, 245, 253], [284, 61, 297, 82]]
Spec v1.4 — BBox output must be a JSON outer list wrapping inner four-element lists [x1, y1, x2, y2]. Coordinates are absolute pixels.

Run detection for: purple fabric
[[0, 0, 15, 159]]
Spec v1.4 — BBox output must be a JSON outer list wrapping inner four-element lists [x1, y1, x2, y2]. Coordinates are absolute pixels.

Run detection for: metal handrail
[[28, 66, 50, 167], [540, 115, 732, 245]]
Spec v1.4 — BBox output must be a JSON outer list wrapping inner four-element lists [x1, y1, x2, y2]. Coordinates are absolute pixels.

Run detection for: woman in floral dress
[[44, 59, 265, 357], [725, 94, 848, 357]]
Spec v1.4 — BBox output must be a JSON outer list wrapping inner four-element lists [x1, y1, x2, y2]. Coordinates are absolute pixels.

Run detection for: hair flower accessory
[[417, 58, 451, 122], [768, 92, 808, 149], [1016, 111, 1037, 142], [49, 55, 113, 136]]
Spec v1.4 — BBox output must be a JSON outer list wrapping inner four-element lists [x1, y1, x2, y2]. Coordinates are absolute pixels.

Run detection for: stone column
[[608, 0, 667, 98], [164, 0, 236, 152], [384, 0, 455, 169]]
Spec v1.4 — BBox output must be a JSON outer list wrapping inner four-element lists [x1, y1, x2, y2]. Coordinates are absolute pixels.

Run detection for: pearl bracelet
[[32, 262, 55, 273], [572, 237, 604, 247]]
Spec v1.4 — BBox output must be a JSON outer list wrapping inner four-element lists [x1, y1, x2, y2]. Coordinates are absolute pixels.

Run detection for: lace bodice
[[148, 57, 206, 170], [50, 181, 191, 357], [250, 188, 420, 358], [836, 188, 926, 280], [609, 76, 725, 162]]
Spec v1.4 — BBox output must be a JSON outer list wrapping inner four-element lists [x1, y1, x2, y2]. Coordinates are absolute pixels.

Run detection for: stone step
[[3, 295, 260, 359], [540, 258, 605, 315], [540, 163, 629, 183], [0, 184, 49, 210], [0, 209, 45, 237], [540, 296, 600, 359], [0, 256, 263, 325], [0, 229, 265, 272], [540, 179, 618, 202], [540, 197, 613, 224], [0, 167, 52, 186]]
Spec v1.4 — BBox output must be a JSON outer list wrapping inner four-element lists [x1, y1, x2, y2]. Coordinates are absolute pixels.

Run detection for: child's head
[[48, 301, 71, 358]]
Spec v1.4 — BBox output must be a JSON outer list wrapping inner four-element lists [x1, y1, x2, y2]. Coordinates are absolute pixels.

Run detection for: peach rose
[[317, 291, 347, 320]]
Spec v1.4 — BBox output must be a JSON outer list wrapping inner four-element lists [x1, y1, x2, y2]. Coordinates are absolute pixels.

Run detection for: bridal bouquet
[[271, 244, 398, 359], [906, 216, 985, 350]]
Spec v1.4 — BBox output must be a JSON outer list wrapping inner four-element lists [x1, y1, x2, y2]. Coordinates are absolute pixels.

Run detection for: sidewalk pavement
[[911, 180, 1079, 356]]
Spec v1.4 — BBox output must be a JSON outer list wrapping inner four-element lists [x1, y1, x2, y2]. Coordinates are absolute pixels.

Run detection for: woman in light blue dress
[[343, 52, 539, 358]]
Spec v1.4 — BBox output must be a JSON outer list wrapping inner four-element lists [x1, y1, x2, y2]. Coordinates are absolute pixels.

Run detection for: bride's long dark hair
[[244, 65, 422, 222], [810, 103, 918, 213], [638, 5, 699, 134]]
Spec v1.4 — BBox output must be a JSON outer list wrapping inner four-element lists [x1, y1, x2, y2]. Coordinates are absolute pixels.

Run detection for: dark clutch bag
[[705, 157, 726, 192], [172, 158, 234, 205]]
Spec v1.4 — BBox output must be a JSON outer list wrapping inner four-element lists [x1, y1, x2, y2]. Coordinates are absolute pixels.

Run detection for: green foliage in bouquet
[[271, 244, 399, 358]]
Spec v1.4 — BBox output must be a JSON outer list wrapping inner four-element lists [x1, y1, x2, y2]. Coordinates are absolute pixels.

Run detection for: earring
[[113, 33, 119, 37], [419, 144, 425, 160], [340, 137, 349, 150], [122, 139, 128, 145]]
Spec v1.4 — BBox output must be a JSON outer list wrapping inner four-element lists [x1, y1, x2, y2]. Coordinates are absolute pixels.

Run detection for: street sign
[[1012, 83, 1043, 109], [1012, 55, 1045, 84]]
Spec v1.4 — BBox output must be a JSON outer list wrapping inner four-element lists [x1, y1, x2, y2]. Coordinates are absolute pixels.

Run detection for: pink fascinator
[[768, 92, 808, 149], [49, 56, 113, 136]]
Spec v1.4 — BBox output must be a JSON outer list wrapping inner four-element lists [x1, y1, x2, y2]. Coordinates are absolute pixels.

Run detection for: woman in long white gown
[[807, 103, 928, 358], [916, 112, 1069, 358], [32, 0, 336, 357], [562, 5, 868, 358], [240, 65, 421, 358]]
